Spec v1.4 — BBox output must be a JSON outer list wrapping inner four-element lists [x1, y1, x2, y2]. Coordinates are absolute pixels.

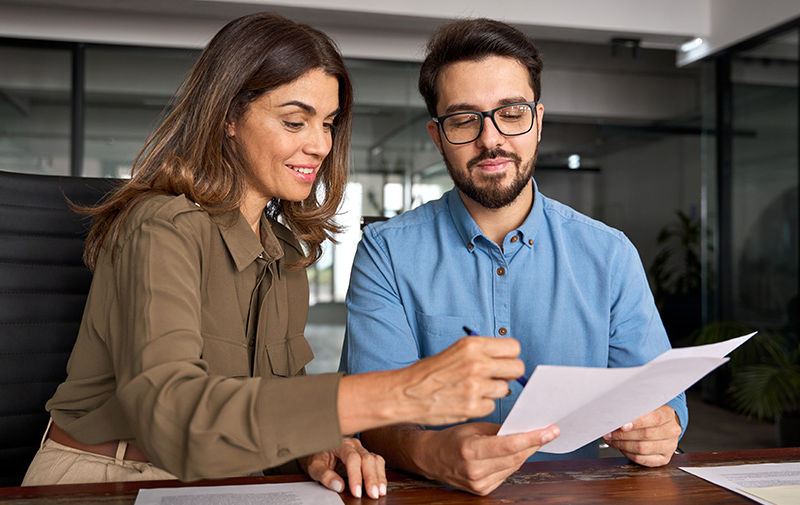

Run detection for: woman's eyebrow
[[279, 101, 340, 119], [279, 100, 316, 114]]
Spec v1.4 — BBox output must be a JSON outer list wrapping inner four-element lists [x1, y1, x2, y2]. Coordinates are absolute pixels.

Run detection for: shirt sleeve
[[608, 236, 688, 436], [341, 225, 421, 374], [109, 214, 341, 481]]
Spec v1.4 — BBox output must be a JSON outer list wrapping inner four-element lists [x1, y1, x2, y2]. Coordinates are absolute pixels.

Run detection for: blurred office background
[[1, 1, 798, 450]]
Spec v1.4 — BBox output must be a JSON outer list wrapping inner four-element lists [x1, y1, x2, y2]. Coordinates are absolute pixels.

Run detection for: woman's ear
[[225, 121, 236, 138]]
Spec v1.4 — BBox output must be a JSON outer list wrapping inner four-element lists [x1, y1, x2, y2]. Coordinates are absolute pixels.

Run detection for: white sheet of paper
[[680, 462, 800, 505], [134, 481, 343, 505], [497, 333, 756, 454]]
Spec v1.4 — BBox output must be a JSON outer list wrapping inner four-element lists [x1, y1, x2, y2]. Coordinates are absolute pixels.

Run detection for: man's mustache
[[467, 148, 522, 170]]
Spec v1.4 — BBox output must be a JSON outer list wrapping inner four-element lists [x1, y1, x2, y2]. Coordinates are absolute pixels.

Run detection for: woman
[[21, 12, 523, 498]]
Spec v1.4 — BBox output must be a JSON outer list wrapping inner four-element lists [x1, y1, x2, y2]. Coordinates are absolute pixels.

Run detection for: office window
[[729, 29, 798, 331], [83, 46, 197, 178], [704, 26, 799, 336], [0, 45, 71, 175]]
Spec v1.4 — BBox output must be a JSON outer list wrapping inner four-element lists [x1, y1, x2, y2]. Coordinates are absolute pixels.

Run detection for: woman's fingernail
[[370, 485, 379, 498], [331, 480, 343, 492], [354, 485, 362, 498], [380, 483, 387, 495]]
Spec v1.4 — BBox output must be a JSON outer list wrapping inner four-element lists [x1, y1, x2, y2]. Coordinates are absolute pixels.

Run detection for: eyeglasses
[[432, 101, 539, 145]]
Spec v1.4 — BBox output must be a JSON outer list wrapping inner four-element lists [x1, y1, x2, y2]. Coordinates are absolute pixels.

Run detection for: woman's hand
[[338, 336, 524, 434], [299, 438, 387, 499]]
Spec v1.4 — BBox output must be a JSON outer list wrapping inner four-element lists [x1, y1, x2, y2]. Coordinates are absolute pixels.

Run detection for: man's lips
[[475, 159, 512, 172]]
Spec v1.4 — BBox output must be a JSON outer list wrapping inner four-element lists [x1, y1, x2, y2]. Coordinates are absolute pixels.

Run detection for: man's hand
[[298, 438, 387, 499], [602, 405, 681, 467], [415, 422, 560, 496]]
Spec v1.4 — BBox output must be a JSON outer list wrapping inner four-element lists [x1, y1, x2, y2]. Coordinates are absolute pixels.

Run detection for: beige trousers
[[21, 420, 177, 486]]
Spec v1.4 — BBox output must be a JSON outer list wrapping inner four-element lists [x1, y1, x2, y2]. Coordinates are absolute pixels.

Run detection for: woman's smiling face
[[229, 68, 340, 206]]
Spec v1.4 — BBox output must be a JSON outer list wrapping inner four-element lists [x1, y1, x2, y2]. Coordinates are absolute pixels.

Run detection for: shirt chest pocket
[[415, 311, 482, 356], [201, 334, 250, 377], [265, 334, 314, 377]]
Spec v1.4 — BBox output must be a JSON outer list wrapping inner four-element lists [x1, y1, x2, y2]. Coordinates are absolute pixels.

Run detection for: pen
[[463, 326, 528, 388]]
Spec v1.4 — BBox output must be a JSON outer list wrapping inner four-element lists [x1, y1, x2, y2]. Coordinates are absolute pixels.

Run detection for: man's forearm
[[360, 424, 435, 479]]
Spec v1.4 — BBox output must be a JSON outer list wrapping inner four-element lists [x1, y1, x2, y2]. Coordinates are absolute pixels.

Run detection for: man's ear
[[427, 121, 444, 155], [535, 103, 544, 142]]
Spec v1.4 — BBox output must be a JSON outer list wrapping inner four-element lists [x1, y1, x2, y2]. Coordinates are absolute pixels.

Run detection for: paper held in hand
[[497, 332, 757, 454]]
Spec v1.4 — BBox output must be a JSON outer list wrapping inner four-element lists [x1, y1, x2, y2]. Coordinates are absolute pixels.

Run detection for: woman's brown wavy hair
[[81, 12, 353, 270]]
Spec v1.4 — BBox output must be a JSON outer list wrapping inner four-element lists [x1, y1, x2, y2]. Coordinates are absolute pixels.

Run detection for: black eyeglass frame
[[432, 101, 540, 145]]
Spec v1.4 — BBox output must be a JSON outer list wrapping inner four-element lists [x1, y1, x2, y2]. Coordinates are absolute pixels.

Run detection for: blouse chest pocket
[[265, 334, 314, 377], [201, 334, 251, 377]]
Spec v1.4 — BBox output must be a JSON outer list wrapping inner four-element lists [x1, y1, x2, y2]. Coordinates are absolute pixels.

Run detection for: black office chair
[[0, 170, 120, 487]]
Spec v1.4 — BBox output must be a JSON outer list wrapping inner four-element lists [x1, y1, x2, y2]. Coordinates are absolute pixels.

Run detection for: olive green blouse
[[47, 194, 342, 481]]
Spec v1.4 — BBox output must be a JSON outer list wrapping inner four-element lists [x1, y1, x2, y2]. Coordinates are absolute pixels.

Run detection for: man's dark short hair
[[418, 18, 543, 117]]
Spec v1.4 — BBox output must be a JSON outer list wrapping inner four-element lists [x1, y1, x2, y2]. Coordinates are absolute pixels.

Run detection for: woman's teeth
[[290, 166, 313, 174]]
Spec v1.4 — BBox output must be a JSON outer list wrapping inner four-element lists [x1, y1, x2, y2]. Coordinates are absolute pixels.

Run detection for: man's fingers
[[485, 425, 560, 459], [463, 424, 560, 461]]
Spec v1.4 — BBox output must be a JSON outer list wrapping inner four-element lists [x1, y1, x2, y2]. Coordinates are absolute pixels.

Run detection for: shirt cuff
[[667, 392, 688, 439], [257, 372, 343, 469]]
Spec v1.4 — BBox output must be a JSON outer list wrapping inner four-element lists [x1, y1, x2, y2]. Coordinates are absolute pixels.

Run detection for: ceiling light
[[680, 37, 704, 53]]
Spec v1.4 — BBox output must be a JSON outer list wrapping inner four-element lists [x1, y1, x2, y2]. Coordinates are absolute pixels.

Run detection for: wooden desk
[[1, 448, 797, 504]]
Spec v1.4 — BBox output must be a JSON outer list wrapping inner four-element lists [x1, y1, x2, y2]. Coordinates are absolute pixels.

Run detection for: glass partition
[[83, 46, 197, 178], [728, 29, 798, 333], [0, 45, 71, 175]]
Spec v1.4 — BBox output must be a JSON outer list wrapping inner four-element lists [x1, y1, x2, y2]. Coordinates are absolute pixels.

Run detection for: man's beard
[[444, 146, 537, 209]]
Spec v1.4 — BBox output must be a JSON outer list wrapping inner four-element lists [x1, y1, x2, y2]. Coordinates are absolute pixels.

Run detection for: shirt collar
[[447, 177, 545, 251], [213, 210, 284, 272]]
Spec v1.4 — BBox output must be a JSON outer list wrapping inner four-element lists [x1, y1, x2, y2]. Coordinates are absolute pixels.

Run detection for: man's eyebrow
[[442, 96, 532, 115], [279, 101, 340, 118]]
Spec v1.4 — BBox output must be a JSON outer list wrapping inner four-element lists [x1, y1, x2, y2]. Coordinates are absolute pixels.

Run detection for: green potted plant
[[730, 331, 800, 447], [692, 321, 756, 407], [650, 210, 704, 345]]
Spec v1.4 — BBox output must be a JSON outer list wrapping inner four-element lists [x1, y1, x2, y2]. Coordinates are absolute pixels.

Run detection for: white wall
[[678, 0, 800, 66]]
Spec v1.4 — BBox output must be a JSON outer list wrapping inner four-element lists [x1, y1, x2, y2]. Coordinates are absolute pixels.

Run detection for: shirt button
[[467, 243, 474, 250], [528, 239, 534, 245], [498, 327, 508, 336], [510, 236, 518, 243], [497, 267, 505, 276]]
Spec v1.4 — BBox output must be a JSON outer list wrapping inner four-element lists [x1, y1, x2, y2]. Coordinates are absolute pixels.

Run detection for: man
[[340, 18, 687, 496]]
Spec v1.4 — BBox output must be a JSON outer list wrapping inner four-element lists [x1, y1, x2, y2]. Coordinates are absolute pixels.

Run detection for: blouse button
[[498, 327, 508, 336], [497, 267, 505, 276]]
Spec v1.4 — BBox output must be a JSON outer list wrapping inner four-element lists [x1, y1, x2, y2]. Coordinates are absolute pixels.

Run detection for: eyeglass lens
[[442, 104, 534, 144]]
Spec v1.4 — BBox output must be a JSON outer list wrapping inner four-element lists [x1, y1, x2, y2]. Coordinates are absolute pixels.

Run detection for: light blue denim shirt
[[341, 179, 688, 461]]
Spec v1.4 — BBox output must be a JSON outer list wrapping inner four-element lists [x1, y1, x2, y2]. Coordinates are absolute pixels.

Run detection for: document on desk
[[680, 462, 800, 505], [134, 481, 343, 505], [497, 332, 756, 454]]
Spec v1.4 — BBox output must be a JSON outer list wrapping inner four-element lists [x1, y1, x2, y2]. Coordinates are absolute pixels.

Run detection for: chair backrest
[[0, 170, 120, 487]]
